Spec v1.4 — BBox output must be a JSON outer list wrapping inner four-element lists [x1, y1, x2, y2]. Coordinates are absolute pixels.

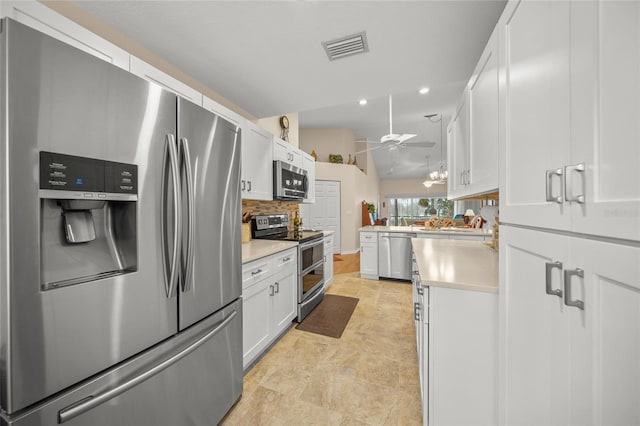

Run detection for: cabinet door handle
[[417, 286, 424, 295], [269, 285, 275, 296], [545, 261, 563, 298], [564, 268, 584, 310], [247, 181, 252, 192], [545, 168, 564, 203], [414, 302, 420, 321], [564, 163, 585, 204], [241, 180, 246, 191], [274, 282, 280, 293], [251, 268, 263, 276]]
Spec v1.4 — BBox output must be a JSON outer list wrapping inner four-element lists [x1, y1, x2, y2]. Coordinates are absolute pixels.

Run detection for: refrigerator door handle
[[179, 137, 195, 293], [57, 310, 238, 424], [161, 134, 181, 298]]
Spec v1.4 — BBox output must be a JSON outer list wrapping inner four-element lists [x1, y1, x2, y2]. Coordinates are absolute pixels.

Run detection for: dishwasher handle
[[379, 232, 417, 239]]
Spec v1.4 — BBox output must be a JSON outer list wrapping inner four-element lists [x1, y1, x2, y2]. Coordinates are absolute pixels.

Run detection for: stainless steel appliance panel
[[299, 237, 324, 274], [378, 232, 417, 280], [177, 98, 241, 330], [1, 20, 177, 413], [4, 300, 242, 426], [273, 160, 307, 201]]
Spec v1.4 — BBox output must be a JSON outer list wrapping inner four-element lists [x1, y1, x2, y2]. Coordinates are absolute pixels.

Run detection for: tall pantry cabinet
[[498, 1, 640, 425]]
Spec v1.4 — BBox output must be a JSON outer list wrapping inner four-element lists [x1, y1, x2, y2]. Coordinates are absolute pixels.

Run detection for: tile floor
[[221, 259, 422, 425]]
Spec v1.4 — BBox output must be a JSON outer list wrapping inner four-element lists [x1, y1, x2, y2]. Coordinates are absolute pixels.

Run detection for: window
[[388, 197, 455, 226]]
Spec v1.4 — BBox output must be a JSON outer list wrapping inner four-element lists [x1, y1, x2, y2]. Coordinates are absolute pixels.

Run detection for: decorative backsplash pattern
[[242, 199, 299, 221]]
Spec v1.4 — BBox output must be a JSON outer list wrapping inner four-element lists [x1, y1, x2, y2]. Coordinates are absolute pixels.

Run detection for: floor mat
[[296, 294, 359, 338]]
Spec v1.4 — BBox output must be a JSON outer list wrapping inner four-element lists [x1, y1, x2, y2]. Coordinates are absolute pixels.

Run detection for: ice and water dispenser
[[39, 151, 138, 290]]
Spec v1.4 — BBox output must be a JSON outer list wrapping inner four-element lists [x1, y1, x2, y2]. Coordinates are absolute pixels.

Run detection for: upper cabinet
[[499, 0, 640, 242], [130, 57, 203, 106], [273, 137, 302, 169], [447, 27, 499, 200], [242, 121, 273, 201], [0, 1, 129, 70], [468, 28, 499, 195], [302, 151, 316, 204]]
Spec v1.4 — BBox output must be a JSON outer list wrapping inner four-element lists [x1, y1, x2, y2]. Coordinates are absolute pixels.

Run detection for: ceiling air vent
[[322, 31, 369, 61]]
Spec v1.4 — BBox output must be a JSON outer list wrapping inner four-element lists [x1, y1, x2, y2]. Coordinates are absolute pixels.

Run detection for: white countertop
[[242, 240, 298, 264], [411, 238, 498, 293], [360, 225, 491, 237]]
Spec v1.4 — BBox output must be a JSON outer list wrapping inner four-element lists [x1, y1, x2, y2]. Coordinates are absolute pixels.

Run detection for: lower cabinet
[[360, 232, 378, 279], [500, 226, 640, 425], [242, 248, 297, 370], [413, 269, 497, 425], [323, 234, 334, 289]]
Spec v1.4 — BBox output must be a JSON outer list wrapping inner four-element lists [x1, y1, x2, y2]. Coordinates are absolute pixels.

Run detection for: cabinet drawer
[[242, 258, 272, 290], [360, 232, 377, 244], [273, 248, 297, 275]]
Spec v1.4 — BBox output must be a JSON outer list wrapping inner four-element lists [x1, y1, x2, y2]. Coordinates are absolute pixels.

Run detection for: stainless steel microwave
[[273, 160, 308, 201]]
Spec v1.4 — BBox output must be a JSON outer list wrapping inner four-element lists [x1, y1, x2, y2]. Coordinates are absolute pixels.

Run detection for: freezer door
[[177, 98, 242, 329], [0, 20, 177, 414], [4, 300, 242, 426]]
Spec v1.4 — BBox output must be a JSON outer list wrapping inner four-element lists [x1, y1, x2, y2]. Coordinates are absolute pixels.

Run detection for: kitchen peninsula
[[411, 238, 498, 426]]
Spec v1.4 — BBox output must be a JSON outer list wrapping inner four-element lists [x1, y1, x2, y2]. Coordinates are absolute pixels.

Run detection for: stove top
[[260, 230, 324, 243], [251, 214, 324, 243]]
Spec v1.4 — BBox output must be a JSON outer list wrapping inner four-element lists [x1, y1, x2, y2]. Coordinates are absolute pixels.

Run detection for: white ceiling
[[72, 0, 506, 180]]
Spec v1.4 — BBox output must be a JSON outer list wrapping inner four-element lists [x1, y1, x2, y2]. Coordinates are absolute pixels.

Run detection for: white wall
[[299, 128, 357, 163], [256, 113, 299, 148]]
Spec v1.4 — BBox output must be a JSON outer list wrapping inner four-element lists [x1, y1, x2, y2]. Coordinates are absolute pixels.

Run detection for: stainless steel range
[[252, 214, 325, 321]]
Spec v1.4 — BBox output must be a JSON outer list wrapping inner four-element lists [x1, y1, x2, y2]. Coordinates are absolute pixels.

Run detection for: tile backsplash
[[242, 199, 300, 221]]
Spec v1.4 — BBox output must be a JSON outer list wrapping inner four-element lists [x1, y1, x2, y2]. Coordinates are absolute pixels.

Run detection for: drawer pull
[[251, 269, 263, 276]]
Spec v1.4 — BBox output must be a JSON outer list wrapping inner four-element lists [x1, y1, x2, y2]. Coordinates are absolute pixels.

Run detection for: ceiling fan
[[355, 94, 435, 154]]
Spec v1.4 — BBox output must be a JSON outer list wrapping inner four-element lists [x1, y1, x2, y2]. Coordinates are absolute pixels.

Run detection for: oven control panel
[[253, 214, 289, 231]]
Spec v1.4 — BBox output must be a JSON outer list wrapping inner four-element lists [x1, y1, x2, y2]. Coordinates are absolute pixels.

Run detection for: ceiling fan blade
[[355, 144, 387, 155], [397, 134, 417, 143], [401, 140, 436, 148]]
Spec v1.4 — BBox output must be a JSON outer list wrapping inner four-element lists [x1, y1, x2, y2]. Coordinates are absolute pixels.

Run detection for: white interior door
[[300, 180, 341, 254]]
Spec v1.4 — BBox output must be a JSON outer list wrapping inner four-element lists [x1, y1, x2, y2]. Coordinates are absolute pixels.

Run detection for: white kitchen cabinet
[[241, 121, 273, 201], [499, 0, 639, 242], [447, 25, 499, 201], [467, 27, 499, 196], [0, 1, 130, 70], [270, 250, 297, 336], [273, 137, 302, 168], [129, 56, 203, 106], [500, 225, 640, 426], [359, 232, 378, 279], [414, 280, 497, 426], [447, 90, 470, 200], [241, 248, 297, 370], [323, 234, 334, 289], [301, 151, 316, 204]]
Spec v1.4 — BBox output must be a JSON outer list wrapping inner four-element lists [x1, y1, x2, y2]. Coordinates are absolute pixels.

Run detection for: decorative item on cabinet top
[[329, 154, 344, 164]]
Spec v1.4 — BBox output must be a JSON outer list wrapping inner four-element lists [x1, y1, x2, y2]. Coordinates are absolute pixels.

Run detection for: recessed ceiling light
[[419, 87, 430, 94], [359, 99, 367, 105]]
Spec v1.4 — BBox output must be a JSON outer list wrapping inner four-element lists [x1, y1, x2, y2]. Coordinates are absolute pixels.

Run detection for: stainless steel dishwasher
[[378, 232, 417, 280]]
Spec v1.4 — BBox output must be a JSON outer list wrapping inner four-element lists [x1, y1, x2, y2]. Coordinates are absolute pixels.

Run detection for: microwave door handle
[[179, 137, 195, 293], [162, 134, 181, 298], [302, 173, 309, 196]]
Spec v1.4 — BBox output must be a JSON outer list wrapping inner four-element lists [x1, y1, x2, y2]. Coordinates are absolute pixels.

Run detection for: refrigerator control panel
[[40, 151, 137, 194]]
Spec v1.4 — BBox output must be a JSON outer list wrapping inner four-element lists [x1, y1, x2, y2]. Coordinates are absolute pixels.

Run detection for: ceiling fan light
[[423, 180, 433, 188]]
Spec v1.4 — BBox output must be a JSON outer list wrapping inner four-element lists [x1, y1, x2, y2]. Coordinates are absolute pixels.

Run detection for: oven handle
[[299, 238, 324, 251], [300, 259, 324, 276]]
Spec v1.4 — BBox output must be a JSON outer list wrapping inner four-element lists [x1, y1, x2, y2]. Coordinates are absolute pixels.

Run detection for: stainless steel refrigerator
[[0, 18, 242, 425]]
